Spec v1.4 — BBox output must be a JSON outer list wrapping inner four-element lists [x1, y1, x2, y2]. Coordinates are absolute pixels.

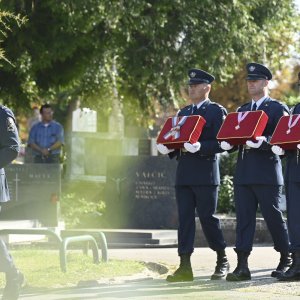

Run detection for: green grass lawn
[[0, 248, 145, 289]]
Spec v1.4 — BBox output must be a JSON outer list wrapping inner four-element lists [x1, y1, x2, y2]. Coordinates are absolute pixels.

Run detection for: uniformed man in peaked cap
[[0, 105, 24, 300], [221, 62, 291, 281], [272, 100, 300, 281], [157, 68, 229, 282]]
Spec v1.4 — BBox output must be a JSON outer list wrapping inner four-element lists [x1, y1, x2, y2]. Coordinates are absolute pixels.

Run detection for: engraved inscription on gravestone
[[135, 171, 173, 201], [105, 156, 177, 229], [0, 164, 60, 226]]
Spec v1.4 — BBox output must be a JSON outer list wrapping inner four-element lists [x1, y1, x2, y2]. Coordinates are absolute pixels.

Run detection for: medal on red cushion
[[285, 115, 300, 163], [286, 114, 300, 134], [235, 111, 250, 130]]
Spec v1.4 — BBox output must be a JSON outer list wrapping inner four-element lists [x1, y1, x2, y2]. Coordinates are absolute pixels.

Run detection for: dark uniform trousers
[[285, 180, 300, 251], [169, 99, 227, 255], [233, 98, 290, 253], [234, 184, 288, 252], [284, 103, 300, 252], [176, 185, 226, 254], [0, 240, 16, 273]]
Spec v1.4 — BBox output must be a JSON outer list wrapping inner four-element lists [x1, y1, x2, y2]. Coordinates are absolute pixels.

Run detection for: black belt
[[179, 148, 215, 158]]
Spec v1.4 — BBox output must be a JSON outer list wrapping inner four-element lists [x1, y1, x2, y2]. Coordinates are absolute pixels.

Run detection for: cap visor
[[246, 75, 267, 80], [188, 79, 209, 85]]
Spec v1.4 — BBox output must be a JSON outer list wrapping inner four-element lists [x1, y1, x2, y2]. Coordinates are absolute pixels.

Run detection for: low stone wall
[[195, 217, 275, 247]]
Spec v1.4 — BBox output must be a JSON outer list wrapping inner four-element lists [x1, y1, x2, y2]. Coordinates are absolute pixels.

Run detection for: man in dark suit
[[272, 103, 300, 281], [157, 68, 229, 282], [221, 63, 291, 281], [0, 105, 24, 300]]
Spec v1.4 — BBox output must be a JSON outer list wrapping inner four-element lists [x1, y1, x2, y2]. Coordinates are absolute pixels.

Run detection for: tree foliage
[[0, 0, 298, 121], [0, 10, 26, 63]]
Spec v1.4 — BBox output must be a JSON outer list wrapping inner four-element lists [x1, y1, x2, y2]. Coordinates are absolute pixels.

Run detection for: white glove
[[297, 144, 300, 150], [220, 141, 233, 151], [156, 144, 174, 155], [184, 142, 201, 153], [271, 145, 285, 156], [246, 136, 266, 149]]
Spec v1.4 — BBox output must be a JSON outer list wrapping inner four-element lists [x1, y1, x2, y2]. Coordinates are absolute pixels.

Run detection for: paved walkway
[[19, 247, 300, 299]]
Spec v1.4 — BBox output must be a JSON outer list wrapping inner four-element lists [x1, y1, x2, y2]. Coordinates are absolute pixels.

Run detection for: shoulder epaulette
[[209, 102, 223, 109], [291, 102, 300, 114], [0, 105, 14, 119], [178, 104, 192, 114], [209, 102, 227, 114], [237, 102, 251, 111], [181, 104, 192, 110], [268, 98, 282, 105], [240, 102, 250, 107], [267, 99, 289, 114]]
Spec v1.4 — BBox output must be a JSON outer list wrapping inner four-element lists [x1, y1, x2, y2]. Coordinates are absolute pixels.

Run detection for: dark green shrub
[[218, 175, 234, 213], [60, 182, 106, 228], [218, 152, 238, 213]]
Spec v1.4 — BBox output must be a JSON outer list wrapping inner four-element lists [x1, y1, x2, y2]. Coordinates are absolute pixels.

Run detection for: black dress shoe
[[226, 267, 251, 281], [278, 251, 300, 281], [166, 254, 193, 282], [166, 266, 194, 282], [226, 250, 251, 281], [271, 252, 292, 278], [211, 250, 230, 280], [278, 270, 300, 281]]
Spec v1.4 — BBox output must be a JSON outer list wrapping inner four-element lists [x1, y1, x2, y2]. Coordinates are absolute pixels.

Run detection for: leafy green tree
[[0, 0, 298, 123], [0, 10, 25, 63]]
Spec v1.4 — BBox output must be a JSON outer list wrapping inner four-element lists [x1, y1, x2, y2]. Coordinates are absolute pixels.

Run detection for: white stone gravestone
[[72, 108, 97, 132]]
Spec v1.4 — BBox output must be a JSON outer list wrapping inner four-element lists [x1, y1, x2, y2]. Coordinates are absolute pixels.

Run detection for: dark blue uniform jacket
[[0, 105, 20, 202], [233, 97, 289, 185], [169, 99, 226, 186], [285, 103, 300, 183]]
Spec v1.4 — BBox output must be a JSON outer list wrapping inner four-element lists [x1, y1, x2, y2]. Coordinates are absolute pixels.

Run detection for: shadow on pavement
[[18, 270, 286, 300]]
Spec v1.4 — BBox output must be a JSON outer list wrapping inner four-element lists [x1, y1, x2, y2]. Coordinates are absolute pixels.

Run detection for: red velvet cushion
[[157, 115, 206, 149], [270, 115, 300, 150], [217, 110, 269, 145]]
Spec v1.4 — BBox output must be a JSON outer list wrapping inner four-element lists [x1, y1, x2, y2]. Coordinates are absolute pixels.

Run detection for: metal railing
[[0, 228, 108, 272]]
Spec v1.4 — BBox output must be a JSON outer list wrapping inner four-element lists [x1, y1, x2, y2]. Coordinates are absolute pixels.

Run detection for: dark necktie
[[252, 102, 257, 111], [192, 105, 197, 115]]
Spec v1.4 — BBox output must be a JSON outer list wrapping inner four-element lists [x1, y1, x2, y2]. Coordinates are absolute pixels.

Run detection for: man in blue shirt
[[28, 104, 64, 164]]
